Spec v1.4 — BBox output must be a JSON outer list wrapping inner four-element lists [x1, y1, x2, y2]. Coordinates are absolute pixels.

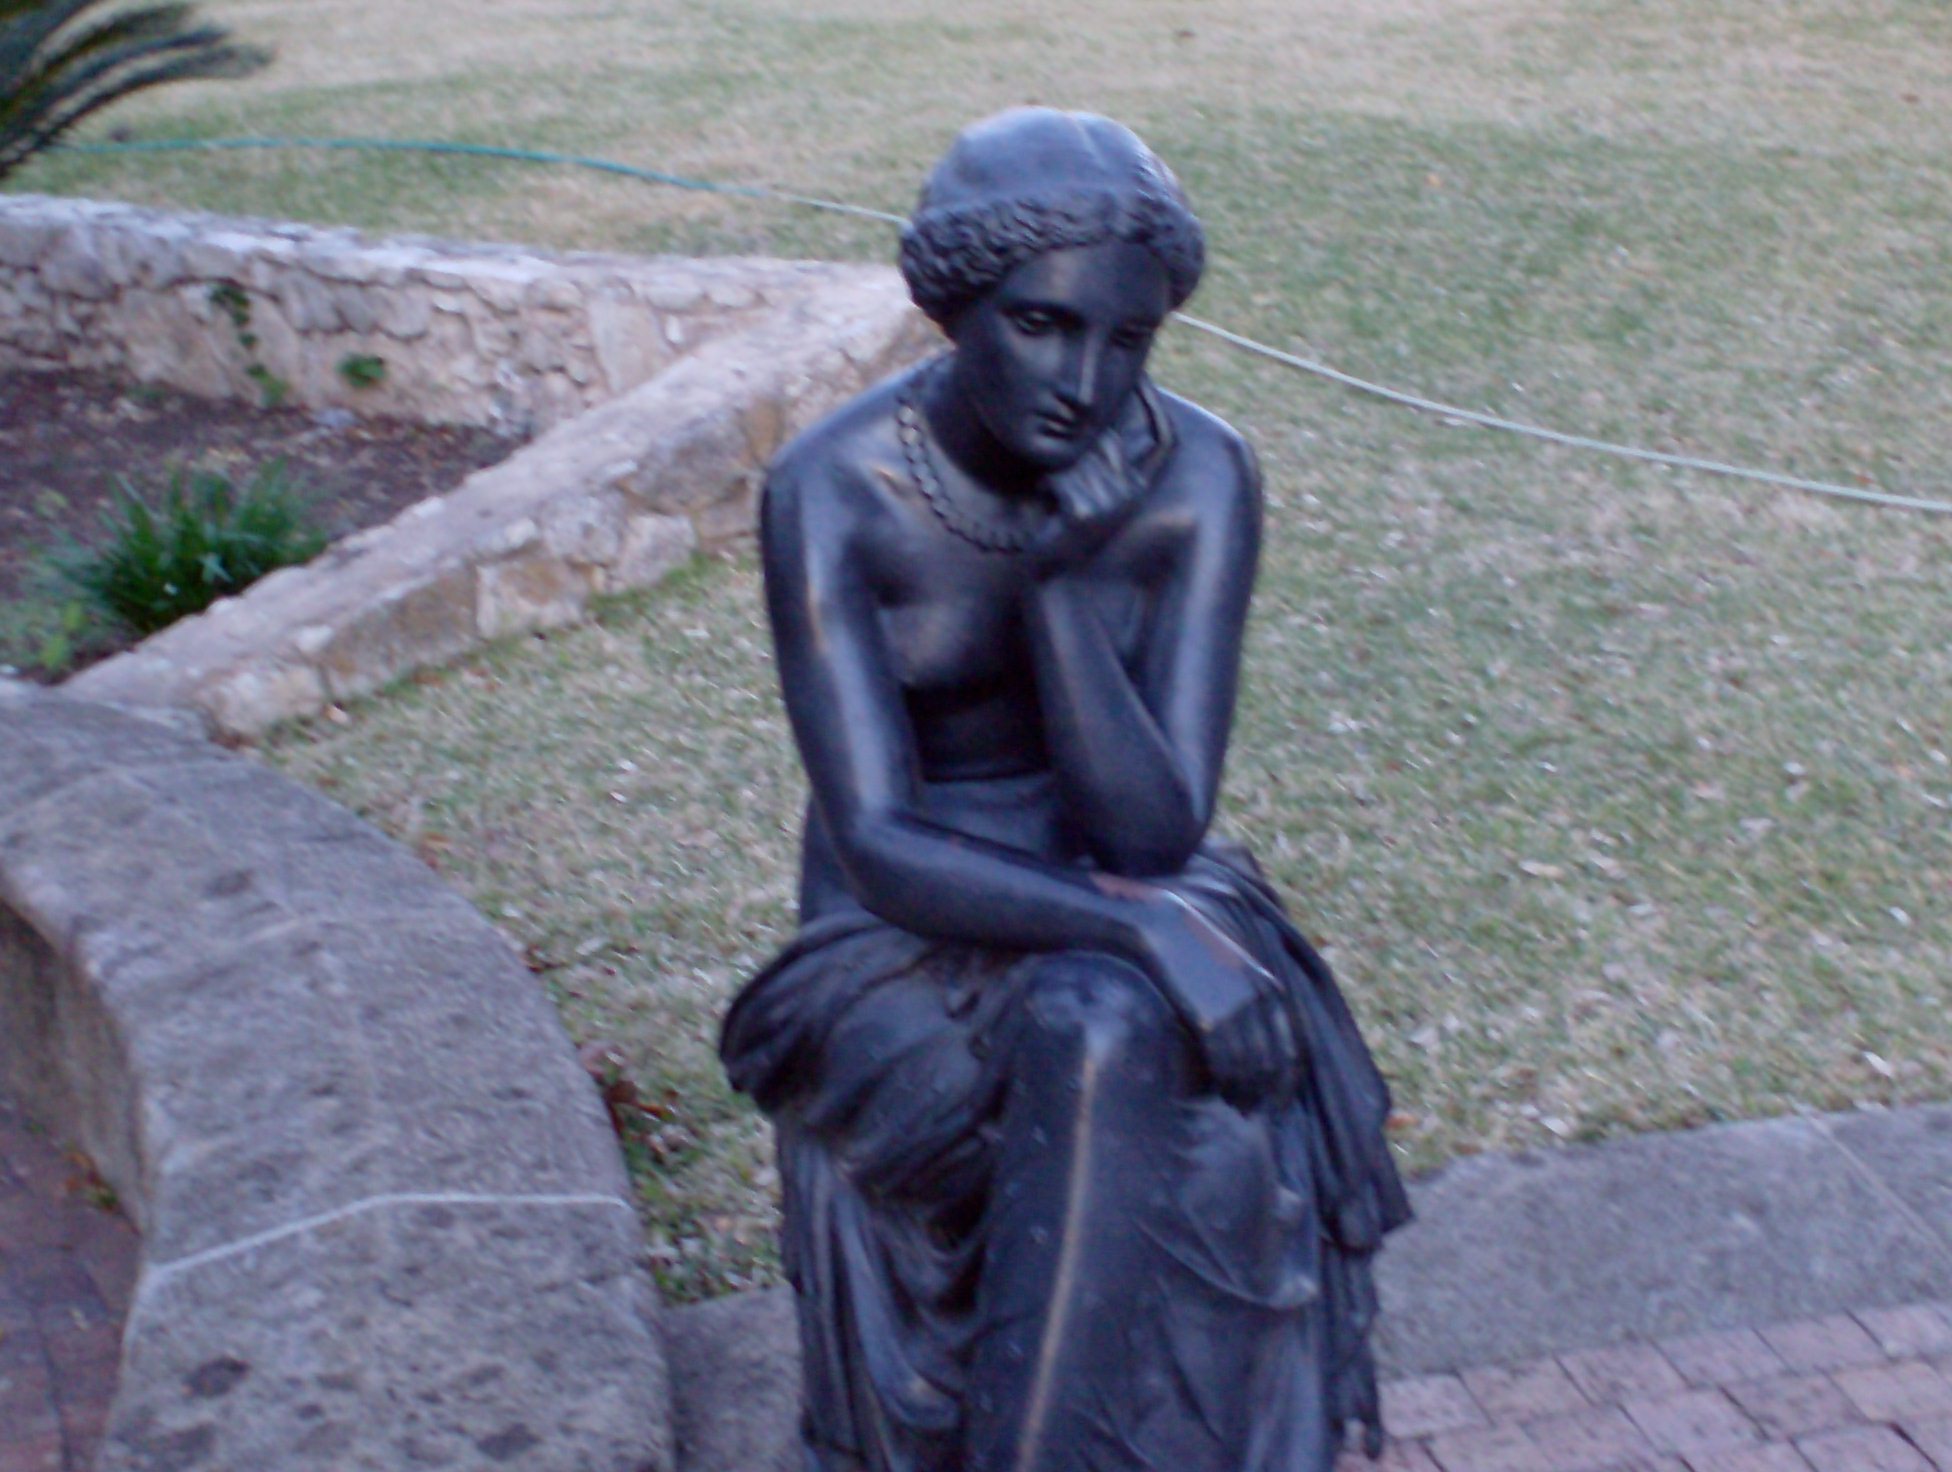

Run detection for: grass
[[14, 0, 1944, 1297], [0, 575, 107, 678]]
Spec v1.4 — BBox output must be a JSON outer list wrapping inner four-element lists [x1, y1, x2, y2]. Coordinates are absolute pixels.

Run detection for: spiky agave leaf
[[0, 0, 266, 181], [2, 2, 206, 88]]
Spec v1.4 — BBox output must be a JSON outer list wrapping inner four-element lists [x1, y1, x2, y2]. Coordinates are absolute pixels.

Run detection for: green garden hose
[[60, 134, 1952, 517]]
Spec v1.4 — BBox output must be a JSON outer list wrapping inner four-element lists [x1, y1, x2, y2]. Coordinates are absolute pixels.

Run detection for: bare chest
[[870, 541, 1151, 695]]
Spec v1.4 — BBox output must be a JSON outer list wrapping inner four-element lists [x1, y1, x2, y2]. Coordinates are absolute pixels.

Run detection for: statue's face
[[946, 240, 1172, 474]]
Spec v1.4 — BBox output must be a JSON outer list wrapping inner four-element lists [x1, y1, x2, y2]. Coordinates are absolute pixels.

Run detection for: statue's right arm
[[761, 451, 1297, 1103], [761, 452, 1146, 957]]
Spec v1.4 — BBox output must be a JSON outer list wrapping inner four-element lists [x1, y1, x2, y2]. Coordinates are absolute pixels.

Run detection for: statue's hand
[[1025, 430, 1143, 577], [1138, 894, 1305, 1108]]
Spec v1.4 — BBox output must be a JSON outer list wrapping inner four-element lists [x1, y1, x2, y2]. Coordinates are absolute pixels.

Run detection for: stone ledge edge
[[0, 684, 677, 1471]]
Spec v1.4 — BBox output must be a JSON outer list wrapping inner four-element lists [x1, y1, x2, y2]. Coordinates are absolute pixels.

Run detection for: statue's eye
[[1113, 325, 1156, 351], [1010, 308, 1057, 335]]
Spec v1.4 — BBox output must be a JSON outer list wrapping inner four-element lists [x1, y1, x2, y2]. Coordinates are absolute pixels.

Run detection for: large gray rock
[[119, 1200, 662, 1470], [1825, 1104, 1952, 1248], [1375, 1108, 1952, 1374], [667, 1287, 801, 1472], [0, 689, 675, 1471]]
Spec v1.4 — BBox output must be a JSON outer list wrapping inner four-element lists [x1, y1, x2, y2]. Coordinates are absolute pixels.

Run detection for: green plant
[[245, 360, 289, 407], [0, 581, 106, 678], [206, 283, 291, 407], [34, 595, 89, 671], [0, 0, 268, 181], [337, 352, 387, 390], [57, 460, 326, 635], [207, 280, 248, 328]]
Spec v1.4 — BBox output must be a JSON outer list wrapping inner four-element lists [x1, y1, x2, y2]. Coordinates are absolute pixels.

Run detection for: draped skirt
[[721, 843, 1409, 1472]]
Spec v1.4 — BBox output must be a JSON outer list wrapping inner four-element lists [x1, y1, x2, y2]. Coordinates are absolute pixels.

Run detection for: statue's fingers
[[1098, 434, 1128, 481], [1262, 993, 1294, 1061], [1237, 1011, 1282, 1106], [1199, 1022, 1239, 1096], [1284, 1001, 1311, 1096], [1262, 999, 1300, 1101], [1046, 475, 1089, 521], [1069, 483, 1113, 521], [1211, 1020, 1260, 1106]]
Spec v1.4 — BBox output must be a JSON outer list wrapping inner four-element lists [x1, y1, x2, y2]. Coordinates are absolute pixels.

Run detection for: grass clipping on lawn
[[264, 432, 1952, 1302], [197, 0, 1952, 1300]]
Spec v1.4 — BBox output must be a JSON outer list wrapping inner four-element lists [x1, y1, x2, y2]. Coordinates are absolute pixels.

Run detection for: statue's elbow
[[1097, 849, 1187, 880], [1090, 819, 1205, 880], [832, 814, 920, 916], [1096, 783, 1208, 877]]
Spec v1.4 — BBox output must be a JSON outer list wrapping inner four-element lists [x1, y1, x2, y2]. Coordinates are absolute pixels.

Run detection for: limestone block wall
[[66, 265, 939, 736], [0, 683, 676, 1471], [0, 193, 863, 434]]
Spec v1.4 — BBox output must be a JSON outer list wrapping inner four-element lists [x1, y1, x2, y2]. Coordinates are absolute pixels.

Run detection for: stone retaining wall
[[0, 195, 938, 735], [0, 683, 675, 1471], [0, 193, 867, 435], [65, 261, 936, 735]]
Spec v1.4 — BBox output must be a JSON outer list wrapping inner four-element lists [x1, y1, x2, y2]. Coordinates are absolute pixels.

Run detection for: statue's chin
[[992, 425, 1100, 477]]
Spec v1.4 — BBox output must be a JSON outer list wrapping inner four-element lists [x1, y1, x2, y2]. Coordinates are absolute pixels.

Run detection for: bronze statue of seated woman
[[720, 107, 1410, 1472]]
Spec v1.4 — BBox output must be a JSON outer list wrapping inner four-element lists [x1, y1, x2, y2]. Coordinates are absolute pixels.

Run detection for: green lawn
[[15, 0, 1950, 1300]]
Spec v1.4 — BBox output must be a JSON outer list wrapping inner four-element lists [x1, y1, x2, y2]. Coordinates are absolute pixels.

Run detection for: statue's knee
[[1021, 955, 1175, 1064]]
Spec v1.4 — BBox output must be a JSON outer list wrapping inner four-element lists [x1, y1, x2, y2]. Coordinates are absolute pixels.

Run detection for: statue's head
[[899, 109, 1206, 330], [901, 111, 1204, 474]]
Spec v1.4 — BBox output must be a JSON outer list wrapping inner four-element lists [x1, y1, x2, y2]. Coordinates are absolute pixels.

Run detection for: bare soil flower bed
[[0, 366, 520, 674]]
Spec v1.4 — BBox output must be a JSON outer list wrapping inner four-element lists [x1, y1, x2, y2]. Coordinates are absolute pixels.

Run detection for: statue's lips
[[1033, 410, 1087, 440]]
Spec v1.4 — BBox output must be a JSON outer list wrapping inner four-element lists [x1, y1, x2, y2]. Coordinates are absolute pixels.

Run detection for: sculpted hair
[[899, 111, 1207, 326]]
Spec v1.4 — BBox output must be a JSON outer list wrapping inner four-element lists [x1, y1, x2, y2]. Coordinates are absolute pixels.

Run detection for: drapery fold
[[723, 842, 1409, 1472]]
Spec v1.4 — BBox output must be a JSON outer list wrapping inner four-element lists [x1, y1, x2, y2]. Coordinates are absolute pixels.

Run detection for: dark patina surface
[[720, 109, 1408, 1472]]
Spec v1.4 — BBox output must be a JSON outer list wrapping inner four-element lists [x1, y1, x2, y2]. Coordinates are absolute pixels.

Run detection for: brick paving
[[4, 1079, 1947, 1472], [1358, 1304, 1952, 1472], [0, 1093, 138, 1472]]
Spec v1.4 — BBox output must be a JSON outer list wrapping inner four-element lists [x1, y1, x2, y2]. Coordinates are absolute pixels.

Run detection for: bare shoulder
[[760, 369, 917, 560], [1148, 388, 1264, 531]]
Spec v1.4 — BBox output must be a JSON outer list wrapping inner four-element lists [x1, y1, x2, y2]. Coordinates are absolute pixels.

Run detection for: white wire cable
[[1172, 314, 1952, 517], [711, 168, 1952, 518], [73, 137, 1951, 517]]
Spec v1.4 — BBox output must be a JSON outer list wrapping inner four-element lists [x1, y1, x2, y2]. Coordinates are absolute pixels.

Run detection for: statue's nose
[[1058, 335, 1104, 410]]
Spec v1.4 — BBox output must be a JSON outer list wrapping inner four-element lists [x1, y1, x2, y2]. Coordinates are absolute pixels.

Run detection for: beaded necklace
[[894, 368, 1046, 553]]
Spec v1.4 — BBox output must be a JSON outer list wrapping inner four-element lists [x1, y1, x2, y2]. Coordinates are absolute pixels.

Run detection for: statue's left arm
[[1022, 411, 1263, 877]]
